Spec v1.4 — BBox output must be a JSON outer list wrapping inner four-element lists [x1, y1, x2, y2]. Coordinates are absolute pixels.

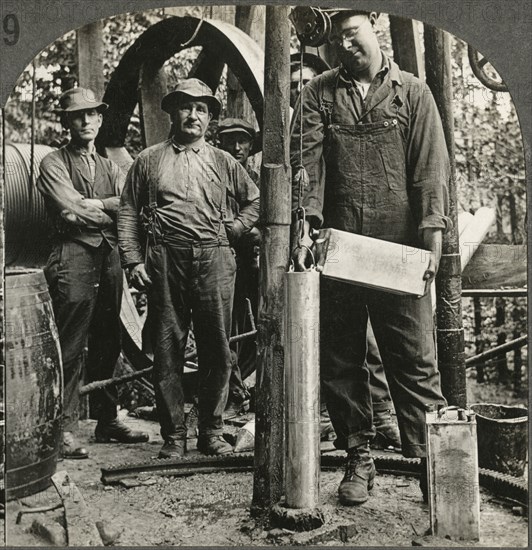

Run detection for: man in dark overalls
[[38, 88, 149, 459], [118, 80, 260, 459], [291, 10, 450, 505]]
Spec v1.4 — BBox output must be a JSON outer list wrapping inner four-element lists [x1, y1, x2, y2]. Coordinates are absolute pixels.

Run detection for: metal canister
[[425, 406, 480, 541]]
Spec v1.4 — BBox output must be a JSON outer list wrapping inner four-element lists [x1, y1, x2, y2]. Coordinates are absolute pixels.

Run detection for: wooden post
[[424, 26, 466, 408], [252, 5, 291, 513], [76, 21, 105, 97], [227, 6, 266, 122], [389, 16, 425, 79], [76, 20, 105, 420], [473, 297, 485, 383], [495, 297, 509, 383], [139, 63, 170, 147]]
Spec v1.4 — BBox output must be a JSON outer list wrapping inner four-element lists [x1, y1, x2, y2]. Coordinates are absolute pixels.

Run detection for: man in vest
[[38, 88, 149, 460], [118, 79, 260, 459], [291, 9, 450, 505]]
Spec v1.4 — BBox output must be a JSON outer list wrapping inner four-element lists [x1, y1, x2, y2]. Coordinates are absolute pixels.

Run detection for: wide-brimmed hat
[[55, 87, 108, 113], [161, 78, 221, 119], [322, 8, 381, 21], [217, 118, 256, 140]]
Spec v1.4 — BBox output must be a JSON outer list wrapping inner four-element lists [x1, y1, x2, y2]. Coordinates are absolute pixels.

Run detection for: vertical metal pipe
[[424, 26, 466, 408], [284, 270, 320, 509], [252, 5, 291, 512]]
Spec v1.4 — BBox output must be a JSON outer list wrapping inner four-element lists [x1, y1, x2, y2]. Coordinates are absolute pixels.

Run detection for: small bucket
[[470, 403, 528, 477]]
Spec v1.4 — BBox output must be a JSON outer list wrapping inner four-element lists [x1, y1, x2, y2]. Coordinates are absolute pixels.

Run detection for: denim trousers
[[321, 278, 446, 457]]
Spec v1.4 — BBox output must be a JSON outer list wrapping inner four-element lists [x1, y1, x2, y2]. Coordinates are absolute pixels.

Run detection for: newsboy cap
[[55, 87, 108, 113], [161, 78, 222, 119], [217, 118, 256, 140]]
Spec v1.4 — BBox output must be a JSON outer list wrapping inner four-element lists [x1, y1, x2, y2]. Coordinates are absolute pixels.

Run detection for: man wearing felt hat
[[118, 79, 260, 458], [37, 87, 149, 460]]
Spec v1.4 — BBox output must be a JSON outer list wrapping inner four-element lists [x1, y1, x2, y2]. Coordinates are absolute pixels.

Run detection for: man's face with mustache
[[329, 13, 379, 77], [172, 99, 212, 143]]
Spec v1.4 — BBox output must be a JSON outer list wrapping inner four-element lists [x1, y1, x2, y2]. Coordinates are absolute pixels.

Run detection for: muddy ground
[[4, 375, 528, 547]]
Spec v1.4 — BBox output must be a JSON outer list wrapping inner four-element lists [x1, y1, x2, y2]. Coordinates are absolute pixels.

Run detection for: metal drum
[[4, 268, 63, 500], [4, 143, 55, 267]]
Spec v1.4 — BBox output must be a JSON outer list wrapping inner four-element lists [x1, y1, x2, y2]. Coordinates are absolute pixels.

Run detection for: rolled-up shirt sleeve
[[289, 79, 327, 229], [117, 155, 148, 268], [406, 82, 452, 235], [37, 155, 114, 228]]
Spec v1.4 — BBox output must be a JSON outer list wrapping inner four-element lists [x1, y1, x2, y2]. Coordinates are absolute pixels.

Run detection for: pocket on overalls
[[378, 122, 407, 192]]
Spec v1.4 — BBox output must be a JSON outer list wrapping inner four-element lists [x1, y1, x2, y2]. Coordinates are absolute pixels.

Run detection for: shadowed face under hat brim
[[161, 91, 221, 119]]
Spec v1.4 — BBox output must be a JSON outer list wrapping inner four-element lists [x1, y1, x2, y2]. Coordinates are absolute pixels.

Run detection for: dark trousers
[[228, 259, 259, 403], [146, 242, 236, 441], [367, 322, 394, 413], [44, 240, 122, 432], [321, 278, 446, 457]]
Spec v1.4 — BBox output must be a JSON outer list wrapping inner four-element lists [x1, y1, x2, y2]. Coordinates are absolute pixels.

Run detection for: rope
[[180, 16, 204, 48]]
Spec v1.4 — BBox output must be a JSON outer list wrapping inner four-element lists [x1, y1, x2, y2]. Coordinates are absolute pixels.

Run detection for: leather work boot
[[63, 431, 89, 460], [197, 434, 233, 456], [419, 457, 429, 503], [158, 439, 186, 459], [95, 419, 149, 443], [338, 443, 376, 505], [372, 409, 401, 450]]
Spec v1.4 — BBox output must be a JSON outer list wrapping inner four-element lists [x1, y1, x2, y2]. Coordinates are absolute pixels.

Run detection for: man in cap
[[291, 9, 450, 505], [217, 118, 261, 415], [118, 79, 260, 458], [37, 87, 149, 460], [290, 51, 402, 450]]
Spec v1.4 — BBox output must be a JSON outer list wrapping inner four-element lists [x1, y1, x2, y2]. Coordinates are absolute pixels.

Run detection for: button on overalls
[[318, 75, 447, 457]]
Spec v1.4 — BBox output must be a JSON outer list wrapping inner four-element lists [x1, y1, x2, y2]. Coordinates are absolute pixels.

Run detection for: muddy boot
[[372, 409, 401, 450], [338, 442, 376, 505], [197, 434, 233, 456]]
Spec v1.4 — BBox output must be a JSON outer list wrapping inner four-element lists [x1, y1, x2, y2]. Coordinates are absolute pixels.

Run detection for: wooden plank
[[51, 471, 103, 547], [461, 244, 527, 289]]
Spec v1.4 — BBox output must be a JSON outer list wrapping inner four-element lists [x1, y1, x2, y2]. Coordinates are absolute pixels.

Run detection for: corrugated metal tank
[[4, 143, 55, 267]]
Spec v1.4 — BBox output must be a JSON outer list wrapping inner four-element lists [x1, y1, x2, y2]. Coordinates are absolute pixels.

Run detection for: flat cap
[[55, 87, 108, 113], [217, 118, 256, 140]]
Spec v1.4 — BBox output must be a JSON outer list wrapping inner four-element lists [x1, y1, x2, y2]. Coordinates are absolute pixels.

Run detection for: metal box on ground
[[425, 406, 480, 541], [315, 228, 430, 296]]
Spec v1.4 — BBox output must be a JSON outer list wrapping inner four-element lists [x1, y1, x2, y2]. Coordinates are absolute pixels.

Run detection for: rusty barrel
[[5, 268, 63, 500], [470, 403, 528, 477]]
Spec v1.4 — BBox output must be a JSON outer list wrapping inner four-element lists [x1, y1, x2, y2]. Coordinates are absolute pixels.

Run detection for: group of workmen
[[37, 9, 450, 506]]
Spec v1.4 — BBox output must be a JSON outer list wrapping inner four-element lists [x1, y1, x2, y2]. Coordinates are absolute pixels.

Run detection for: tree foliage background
[[3, 9, 527, 394]]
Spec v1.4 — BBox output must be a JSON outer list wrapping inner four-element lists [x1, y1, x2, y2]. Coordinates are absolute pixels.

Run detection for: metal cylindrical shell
[[284, 269, 320, 509]]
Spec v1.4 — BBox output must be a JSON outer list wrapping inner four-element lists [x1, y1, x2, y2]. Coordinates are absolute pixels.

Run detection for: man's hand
[[83, 198, 105, 209], [422, 228, 443, 291], [293, 220, 320, 271], [130, 263, 152, 290]]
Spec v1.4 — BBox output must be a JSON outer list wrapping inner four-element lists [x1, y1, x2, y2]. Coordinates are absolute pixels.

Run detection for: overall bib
[[319, 82, 446, 457]]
